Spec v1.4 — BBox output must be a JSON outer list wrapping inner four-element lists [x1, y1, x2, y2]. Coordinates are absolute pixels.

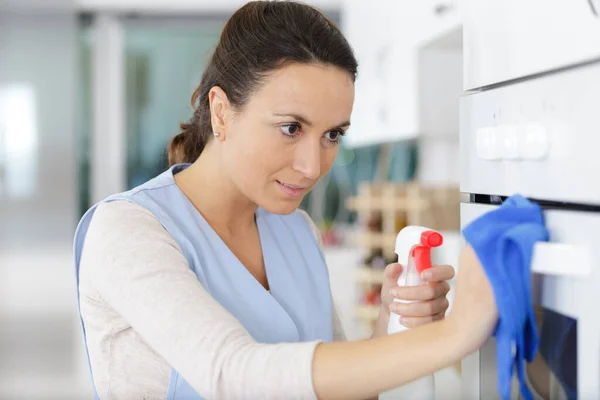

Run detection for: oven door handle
[[531, 242, 591, 277]]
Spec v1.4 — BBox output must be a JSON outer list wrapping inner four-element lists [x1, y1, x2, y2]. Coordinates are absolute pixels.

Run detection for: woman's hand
[[446, 244, 498, 354], [382, 263, 456, 328], [314, 245, 497, 399]]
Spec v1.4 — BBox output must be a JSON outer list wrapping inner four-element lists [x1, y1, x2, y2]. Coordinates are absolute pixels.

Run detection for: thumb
[[385, 263, 403, 281]]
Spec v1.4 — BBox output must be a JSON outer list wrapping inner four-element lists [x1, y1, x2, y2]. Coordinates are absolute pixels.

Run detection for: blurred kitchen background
[[0, 0, 464, 398]]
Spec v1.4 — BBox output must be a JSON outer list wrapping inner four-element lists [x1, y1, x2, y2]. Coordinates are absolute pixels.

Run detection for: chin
[[259, 198, 303, 215]]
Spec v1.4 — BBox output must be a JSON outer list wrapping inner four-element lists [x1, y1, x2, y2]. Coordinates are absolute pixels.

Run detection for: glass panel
[[123, 20, 224, 188], [480, 305, 577, 400], [527, 307, 577, 400]]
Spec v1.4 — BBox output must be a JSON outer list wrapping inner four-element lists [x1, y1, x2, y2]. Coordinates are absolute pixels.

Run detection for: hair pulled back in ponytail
[[168, 86, 211, 165], [168, 0, 358, 166]]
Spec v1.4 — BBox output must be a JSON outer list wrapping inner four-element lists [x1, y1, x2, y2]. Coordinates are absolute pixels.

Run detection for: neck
[[174, 146, 257, 235]]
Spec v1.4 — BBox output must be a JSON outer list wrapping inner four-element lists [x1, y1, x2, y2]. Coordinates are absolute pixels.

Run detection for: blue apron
[[73, 163, 334, 399]]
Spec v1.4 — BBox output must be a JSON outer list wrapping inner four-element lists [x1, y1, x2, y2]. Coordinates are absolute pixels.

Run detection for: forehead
[[247, 62, 355, 125]]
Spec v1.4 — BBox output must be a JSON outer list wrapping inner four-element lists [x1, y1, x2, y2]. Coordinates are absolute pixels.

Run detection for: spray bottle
[[386, 226, 444, 400]]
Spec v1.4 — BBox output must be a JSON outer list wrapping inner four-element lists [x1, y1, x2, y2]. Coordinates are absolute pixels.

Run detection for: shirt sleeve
[[79, 200, 320, 400]]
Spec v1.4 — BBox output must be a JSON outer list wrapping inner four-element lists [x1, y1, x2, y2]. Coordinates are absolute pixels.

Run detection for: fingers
[[420, 264, 455, 282], [397, 312, 446, 329], [384, 263, 403, 282], [389, 296, 449, 318], [390, 281, 450, 302]]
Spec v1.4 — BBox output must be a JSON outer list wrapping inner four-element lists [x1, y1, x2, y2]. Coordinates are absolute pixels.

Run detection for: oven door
[[460, 202, 600, 400]]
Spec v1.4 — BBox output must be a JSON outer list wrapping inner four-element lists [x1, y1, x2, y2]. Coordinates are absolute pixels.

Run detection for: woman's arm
[[313, 319, 461, 400], [81, 201, 320, 399], [82, 201, 495, 400], [314, 244, 496, 400]]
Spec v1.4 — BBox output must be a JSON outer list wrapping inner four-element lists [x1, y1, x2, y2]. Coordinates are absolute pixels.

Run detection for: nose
[[292, 137, 321, 180]]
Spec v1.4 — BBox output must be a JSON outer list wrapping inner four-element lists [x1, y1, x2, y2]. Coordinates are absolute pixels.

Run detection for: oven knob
[[476, 126, 501, 160], [499, 125, 520, 160], [519, 123, 549, 160]]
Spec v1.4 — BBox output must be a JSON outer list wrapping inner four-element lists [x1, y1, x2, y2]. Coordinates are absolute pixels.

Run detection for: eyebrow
[[272, 112, 351, 130]]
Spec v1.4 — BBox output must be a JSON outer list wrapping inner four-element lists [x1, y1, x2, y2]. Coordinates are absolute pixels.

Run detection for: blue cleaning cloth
[[462, 195, 549, 400]]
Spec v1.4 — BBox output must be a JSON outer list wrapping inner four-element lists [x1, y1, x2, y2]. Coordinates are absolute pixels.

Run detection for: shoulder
[[83, 200, 182, 259], [90, 200, 166, 235], [79, 200, 190, 292]]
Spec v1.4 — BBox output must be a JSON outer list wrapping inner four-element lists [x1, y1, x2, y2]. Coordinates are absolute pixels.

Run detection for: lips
[[276, 180, 308, 199], [277, 181, 306, 190]]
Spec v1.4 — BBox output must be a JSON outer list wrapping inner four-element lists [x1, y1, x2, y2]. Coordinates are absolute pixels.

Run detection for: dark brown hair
[[168, 0, 358, 166]]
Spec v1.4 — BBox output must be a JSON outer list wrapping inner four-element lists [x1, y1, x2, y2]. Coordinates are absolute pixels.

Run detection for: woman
[[73, 1, 497, 399]]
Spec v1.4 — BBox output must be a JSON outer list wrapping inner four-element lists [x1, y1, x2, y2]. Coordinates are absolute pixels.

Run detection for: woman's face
[[214, 63, 355, 215]]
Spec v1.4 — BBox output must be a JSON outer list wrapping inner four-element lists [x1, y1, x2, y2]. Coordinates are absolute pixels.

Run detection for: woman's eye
[[325, 130, 344, 143], [280, 124, 300, 136]]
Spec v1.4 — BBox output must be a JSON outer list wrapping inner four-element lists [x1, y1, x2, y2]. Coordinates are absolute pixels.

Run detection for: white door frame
[[90, 13, 126, 203]]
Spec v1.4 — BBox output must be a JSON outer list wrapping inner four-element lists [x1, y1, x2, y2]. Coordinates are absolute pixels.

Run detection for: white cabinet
[[463, 0, 600, 91], [341, 0, 395, 147], [341, 0, 462, 147]]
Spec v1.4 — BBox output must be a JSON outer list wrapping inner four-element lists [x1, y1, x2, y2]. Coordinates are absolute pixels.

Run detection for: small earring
[[213, 132, 220, 137]]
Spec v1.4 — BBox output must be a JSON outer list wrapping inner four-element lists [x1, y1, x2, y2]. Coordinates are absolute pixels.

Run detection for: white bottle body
[[387, 255, 425, 334], [384, 226, 436, 400]]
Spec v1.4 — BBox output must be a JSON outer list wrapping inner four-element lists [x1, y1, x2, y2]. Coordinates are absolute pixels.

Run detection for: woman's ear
[[208, 86, 230, 141]]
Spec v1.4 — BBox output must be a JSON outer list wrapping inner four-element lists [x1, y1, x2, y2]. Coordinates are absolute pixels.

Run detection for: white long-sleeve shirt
[[78, 200, 346, 399]]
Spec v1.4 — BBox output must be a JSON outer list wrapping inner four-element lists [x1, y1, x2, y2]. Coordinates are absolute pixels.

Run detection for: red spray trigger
[[411, 231, 443, 275]]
